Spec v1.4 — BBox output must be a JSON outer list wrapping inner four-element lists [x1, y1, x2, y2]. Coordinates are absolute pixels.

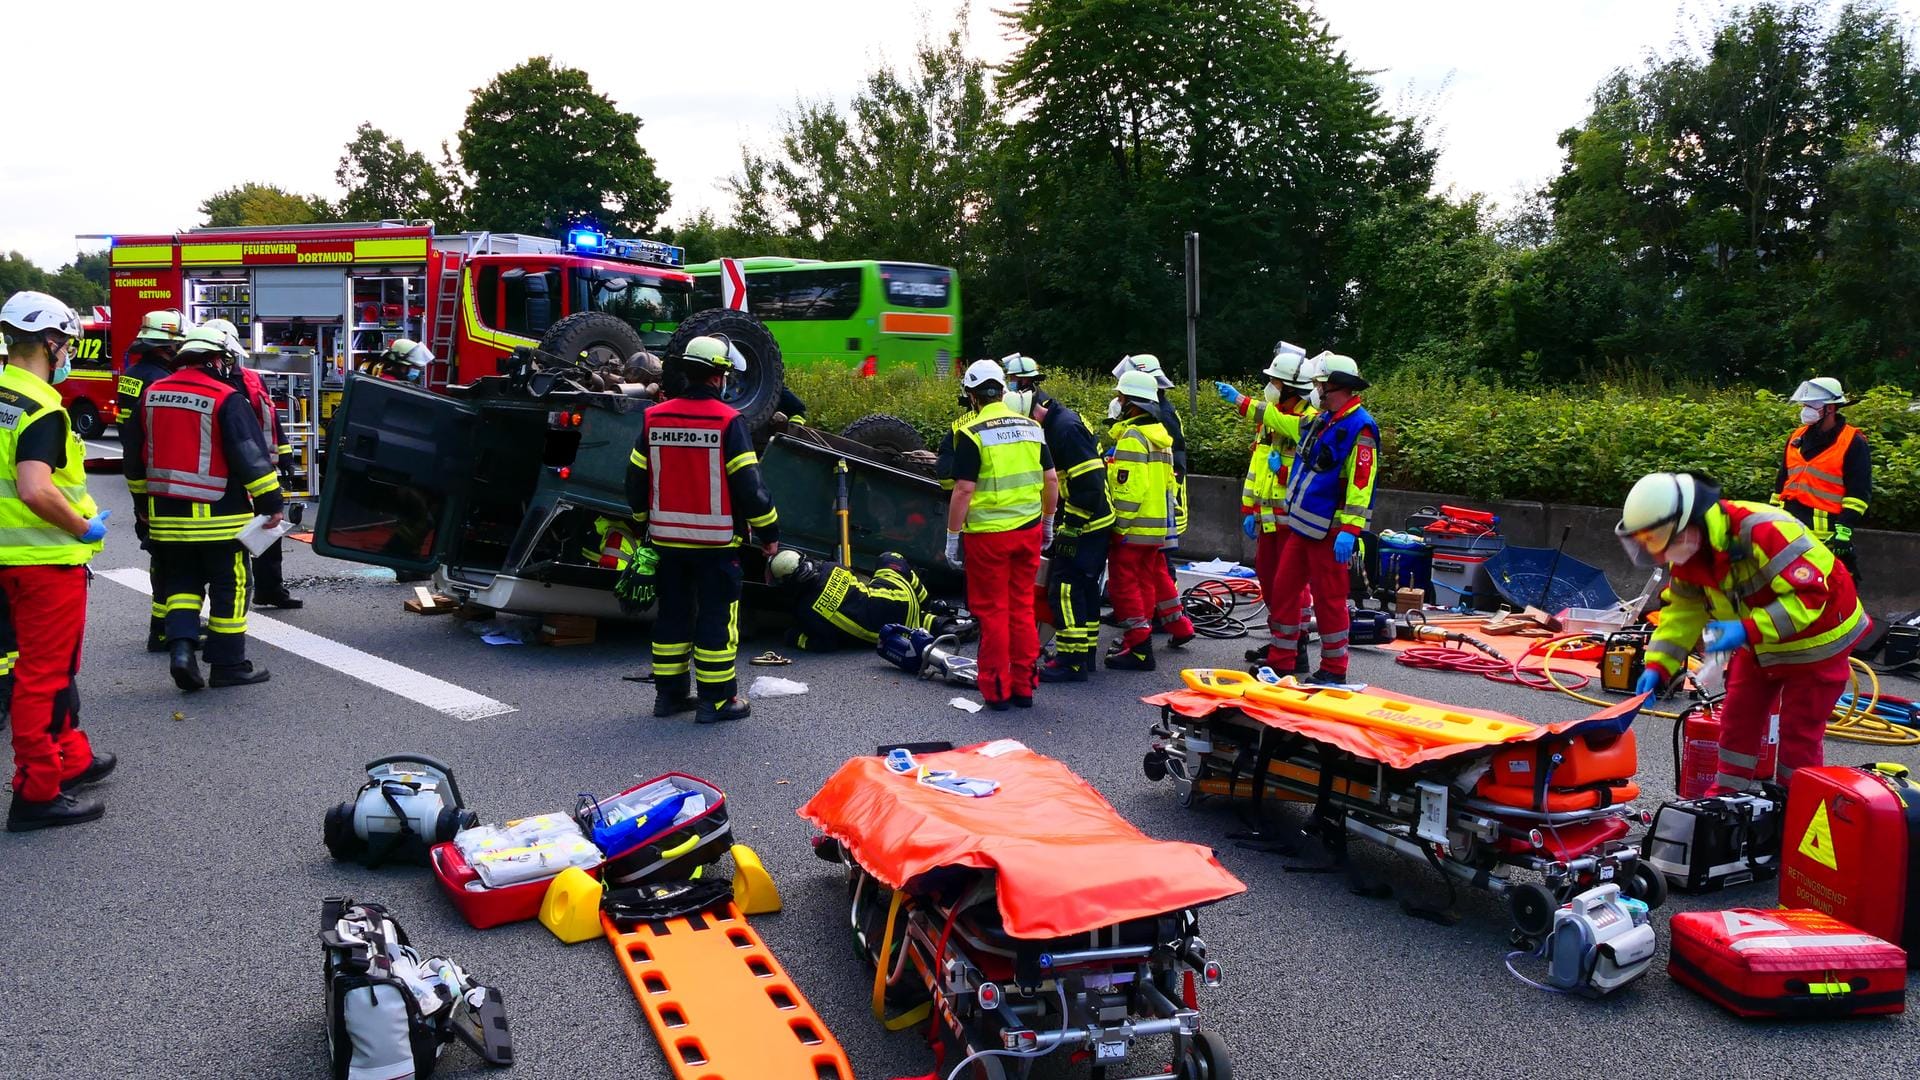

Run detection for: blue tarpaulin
[[1482, 545, 1621, 613]]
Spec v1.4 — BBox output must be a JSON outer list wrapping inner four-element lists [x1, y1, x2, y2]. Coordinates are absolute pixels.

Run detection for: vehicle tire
[[663, 308, 784, 434], [1508, 882, 1557, 939], [1177, 1030, 1233, 1080], [1143, 750, 1169, 783], [68, 399, 101, 441], [1625, 858, 1669, 910], [840, 413, 925, 455], [538, 311, 647, 372]]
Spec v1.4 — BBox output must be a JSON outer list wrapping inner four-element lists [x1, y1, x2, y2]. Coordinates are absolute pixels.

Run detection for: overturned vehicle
[[313, 308, 957, 618]]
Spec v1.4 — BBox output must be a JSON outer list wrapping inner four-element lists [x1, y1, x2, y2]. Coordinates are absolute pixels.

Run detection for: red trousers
[[1253, 528, 1311, 664], [1714, 647, 1851, 792], [0, 565, 93, 803], [964, 527, 1042, 704], [1268, 530, 1353, 677], [1109, 539, 1192, 650]]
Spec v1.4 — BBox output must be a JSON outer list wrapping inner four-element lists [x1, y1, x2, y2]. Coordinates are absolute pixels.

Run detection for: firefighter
[[0, 291, 114, 831], [131, 326, 283, 691], [767, 549, 929, 651], [1214, 342, 1319, 672], [1619, 471, 1868, 791], [1113, 353, 1189, 617], [935, 376, 979, 494], [1772, 377, 1871, 581], [1006, 362, 1114, 681], [375, 338, 432, 382], [624, 335, 778, 724], [946, 359, 1058, 709], [116, 308, 187, 651], [1105, 370, 1193, 670], [203, 318, 300, 610], [1262, 354, 1379, 684], [1003, 353, 1046, 401]]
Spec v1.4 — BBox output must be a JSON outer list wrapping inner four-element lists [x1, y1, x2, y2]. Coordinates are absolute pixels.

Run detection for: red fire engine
[[58, 305, 117, 440]]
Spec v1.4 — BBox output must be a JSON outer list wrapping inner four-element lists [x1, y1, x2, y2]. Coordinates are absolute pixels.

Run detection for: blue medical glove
[[1242, 514, 1259, 540], [79, 509, 110, 543], [1635, 668, 1662, 696], [1703, 619, 1749, 654], [1268, 449, 1282, 474], [1332, 531, 1356, 565], [1213, 381, 1243, 406]]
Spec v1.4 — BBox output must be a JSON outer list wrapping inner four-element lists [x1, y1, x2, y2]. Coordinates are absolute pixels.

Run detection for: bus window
[[879, 264, 952, 309], [749, 267, 862, 320], [582, 270, 692, 348]]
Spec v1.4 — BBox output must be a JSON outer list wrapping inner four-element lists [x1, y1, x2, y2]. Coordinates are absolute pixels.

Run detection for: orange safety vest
[[1778, 424, 1858, 515]]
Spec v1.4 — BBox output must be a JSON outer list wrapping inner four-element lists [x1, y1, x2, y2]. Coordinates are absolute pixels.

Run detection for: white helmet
[[196, 318, 249, 363], [1615, 472, 1715, 563], [176, 325, 244, 363], [385, 338, 434, 369], [1790, 377, 1846, 407], [135, 308, 187, 344], [1113, 353, 1173, 389], [768, 548, 804, 582], [0, 291, 81, 346], [1001, 353, 1040, 381], [1116, 369, 1162, 407], [1314, 353, 1368, 390], [1264, 341, 1311, 388], [962, 358, 1006, 390]]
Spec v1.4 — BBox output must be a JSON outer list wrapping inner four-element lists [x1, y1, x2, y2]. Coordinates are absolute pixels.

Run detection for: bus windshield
[[582, 271, 691, 347]]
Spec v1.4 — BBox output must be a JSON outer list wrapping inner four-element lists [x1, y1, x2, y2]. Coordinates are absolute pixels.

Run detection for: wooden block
[[538, 614, 597, 646], [404, 593, 459, 615], [1395, 587, 1426, 614]]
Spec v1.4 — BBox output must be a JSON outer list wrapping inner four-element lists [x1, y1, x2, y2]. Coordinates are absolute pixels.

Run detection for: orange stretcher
[[1143, 673, 1666, 935], [602, 902, 853, 1080]]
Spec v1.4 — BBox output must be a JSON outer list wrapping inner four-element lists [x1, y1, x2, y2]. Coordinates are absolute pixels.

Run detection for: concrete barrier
[[1180, 477, 1920, 611]]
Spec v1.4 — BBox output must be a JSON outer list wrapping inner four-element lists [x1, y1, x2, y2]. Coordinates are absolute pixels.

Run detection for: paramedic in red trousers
[[1214, 342, 1318, 673], [945, 359, 1058, 709], [1263, 354, 1379, 684], [115, 308, 187, 651], [1112, 353, 1189, 621], [1618, 471, 1868, 792], [0, 291, 115, 831], [1105, 370, 1196, 671], [129, 326, 283, 692], [625, 335, 778, 725], [1772, 377, 1871, 582], [202, 318, 300, 610]]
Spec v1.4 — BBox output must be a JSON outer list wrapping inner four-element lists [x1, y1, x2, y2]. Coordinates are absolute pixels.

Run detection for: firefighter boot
[[169, 640, 204, 692], [209, 662, 271, 688], [695, 696, 751, 725], [1037, 658, 1088, 683], [61, 752, 117, 792], [7, 791, 105, 833], [1106, 641, 1157, 671], [652, 695, 698, 718]]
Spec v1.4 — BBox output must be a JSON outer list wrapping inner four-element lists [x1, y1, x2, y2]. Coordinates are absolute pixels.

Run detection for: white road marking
[[84, 440, 123, 458], [98, 567, 516, 721]]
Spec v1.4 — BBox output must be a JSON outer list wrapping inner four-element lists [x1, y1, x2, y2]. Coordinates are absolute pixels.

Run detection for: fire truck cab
[[59, 306, 116, 440]]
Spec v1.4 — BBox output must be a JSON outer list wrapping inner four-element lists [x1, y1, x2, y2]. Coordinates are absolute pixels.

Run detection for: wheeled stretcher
[[801, 741, 1246, 1079], [1141, 671, 1668, 937]]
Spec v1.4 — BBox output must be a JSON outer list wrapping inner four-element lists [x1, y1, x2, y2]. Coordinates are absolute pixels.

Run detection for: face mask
[[406, 368, 423, 384], [1663, 528, 1702, 566], [1005, 389, 1034, 416], [1263, 383, 1282, 405], [1799, 405, 1822, 425], [1308, 387, 1322, 410], [1107, 397, 1122, 421]]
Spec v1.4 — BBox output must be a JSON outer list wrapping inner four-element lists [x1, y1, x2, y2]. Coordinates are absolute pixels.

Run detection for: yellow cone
[[538, 866, 606, 944], [731, 843, 782, 915]]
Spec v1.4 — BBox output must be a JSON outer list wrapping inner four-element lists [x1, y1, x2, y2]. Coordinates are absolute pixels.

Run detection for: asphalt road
[[5, 475, 1920, 1080]]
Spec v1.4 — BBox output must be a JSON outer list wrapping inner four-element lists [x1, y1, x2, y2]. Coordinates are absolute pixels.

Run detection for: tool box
[[1642, 791, 1781, 892], [1781, 763, 1920, 962], [1670, 907, 1907, 1017], [579, 774, 731, 888]]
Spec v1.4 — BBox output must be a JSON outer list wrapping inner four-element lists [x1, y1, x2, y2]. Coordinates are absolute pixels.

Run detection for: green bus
[[683, 258, 961, 376]]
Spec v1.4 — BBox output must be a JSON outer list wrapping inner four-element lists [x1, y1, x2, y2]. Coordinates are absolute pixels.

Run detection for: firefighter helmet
[[768, 549, 804, 582], [135, 308, 187, 343], [1117, 369, 1161, 406], [681, 334, 746, 370], [962, 358, 1005, 390], [1314, 353, 1368, 391], [1264, 342, 1311, 388], [1616, 471, 1719, 558], [1790, 377, 1847, 407], [0, 291, 80, 345], [384, 338, 433, 369], [176, 326, 241, 363], [1113, 353, 1173, 389], [1001, 353, 1041, 381]]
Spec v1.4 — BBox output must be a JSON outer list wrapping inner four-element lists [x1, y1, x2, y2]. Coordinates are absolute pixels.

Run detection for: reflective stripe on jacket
[[1284, 398, 1380, 540], [0, 364, 101, 566], [1238, 396, 1313, 535], [958, 401, 1046, 534], [1107, 418, 1177, 547]]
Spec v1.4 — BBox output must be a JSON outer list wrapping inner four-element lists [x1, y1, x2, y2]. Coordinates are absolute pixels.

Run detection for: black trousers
[[651, 546, 743, 705], [1049, 526, 1109, 670], [154, 540, 252, 670], [253, 538, 286, 599]]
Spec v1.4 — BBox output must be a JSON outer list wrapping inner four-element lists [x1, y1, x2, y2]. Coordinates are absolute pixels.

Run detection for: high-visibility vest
[[937, 409, 976, 493], [1108, 418, 1177, 546], [144, 366, 243, 503], [584, 517, 640, 569], [1285, 399, 1380, 540], [1778, 424, 1858, 518], [1239, 398, 1313, 535], [645, 396, 741, 546], [0, 365, 101, 566], [957, 401, 1046, 534]]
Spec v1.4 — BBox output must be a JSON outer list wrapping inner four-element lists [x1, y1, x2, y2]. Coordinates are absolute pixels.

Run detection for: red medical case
[[1780, 764, 1920, 962], [429, 841, 569, 930], [1670, 908, 1906, 1017]]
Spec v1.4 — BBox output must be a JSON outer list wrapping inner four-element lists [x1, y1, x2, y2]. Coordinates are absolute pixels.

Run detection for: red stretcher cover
[[1142, 687, 1642, 772], [798, 741, 1246, 939]]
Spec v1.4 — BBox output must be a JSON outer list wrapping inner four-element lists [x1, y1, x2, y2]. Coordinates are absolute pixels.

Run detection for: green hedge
[[785, 366, 1920, 531]]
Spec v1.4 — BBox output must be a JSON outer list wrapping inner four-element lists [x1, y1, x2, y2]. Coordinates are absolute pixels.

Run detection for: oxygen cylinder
[[1678, 705, 1780, 799]]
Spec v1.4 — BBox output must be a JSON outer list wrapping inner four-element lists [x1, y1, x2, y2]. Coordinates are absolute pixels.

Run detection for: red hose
[[1393, 633, 1596, 693]]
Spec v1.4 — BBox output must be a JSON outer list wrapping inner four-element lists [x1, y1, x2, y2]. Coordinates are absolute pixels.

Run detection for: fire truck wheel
[[663, 308, 784, 434], [840, 414, 925, 455], [539, 312, 647, 373], [68, 399, 102, 441]]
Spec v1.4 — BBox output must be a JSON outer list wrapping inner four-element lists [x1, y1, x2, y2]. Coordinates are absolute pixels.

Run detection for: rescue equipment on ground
[[320, 897, 514, 1078], [877, 623, 979, 687], [1503, 883, 1656, 997], [1781, 763, 1920, 962], [1144, 674, 1665, 932], [801, 741, 1242, 1079], [536, 866, 604, 944], [324, 754, 479, 867], [1600, 630, 1648, 695], [1673, 701, 1779, 799], [1669, 907, 1907, 1017], [1642, 790, 1781, 891], [577, 774, 731, 889], [729, 843, 783, 915], [452, 812, 602, 888]]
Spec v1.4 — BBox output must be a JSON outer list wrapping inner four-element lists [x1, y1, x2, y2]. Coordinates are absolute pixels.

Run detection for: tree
[[1345, 193, 1499, 376], [335, 123, 461, 227], [457, 57, 670, 235], [0, 251, 106, 311], [199, 183, 336, 228]]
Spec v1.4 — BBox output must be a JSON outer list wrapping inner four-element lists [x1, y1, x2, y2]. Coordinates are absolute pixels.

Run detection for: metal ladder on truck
[[424, 251, 464, 392]]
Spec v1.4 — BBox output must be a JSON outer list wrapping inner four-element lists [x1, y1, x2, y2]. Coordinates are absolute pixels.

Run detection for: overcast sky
[[6, 0, 1914, 271]]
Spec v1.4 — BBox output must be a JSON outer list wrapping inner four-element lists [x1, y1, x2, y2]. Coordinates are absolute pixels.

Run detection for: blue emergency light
[[566, 228, 605, 251]]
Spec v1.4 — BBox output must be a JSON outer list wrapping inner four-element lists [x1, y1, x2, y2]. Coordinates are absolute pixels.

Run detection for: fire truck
[[58, 306, 117, 440]]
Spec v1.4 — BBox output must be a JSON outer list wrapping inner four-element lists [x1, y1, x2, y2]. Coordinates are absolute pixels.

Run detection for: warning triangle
[[1721, 910, 1788, 936], [1798, 799, 1840, 871]]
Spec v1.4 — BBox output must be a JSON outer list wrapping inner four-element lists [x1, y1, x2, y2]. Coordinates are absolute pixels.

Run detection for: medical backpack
[[320, 897, 513, 1079], [1780, 764, 1920, 964], [1669, 908, 1906, 1017], [1641, 790, 1781, 892]]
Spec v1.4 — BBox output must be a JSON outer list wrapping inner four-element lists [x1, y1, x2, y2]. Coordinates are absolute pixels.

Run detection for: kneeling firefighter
[[767, 550, 930, 651], [130, 326, 283, 691], [1618, 471, 1868, 792]]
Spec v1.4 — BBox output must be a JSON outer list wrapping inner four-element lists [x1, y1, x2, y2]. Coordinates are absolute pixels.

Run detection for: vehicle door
[[313, 374, 478, 574]]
